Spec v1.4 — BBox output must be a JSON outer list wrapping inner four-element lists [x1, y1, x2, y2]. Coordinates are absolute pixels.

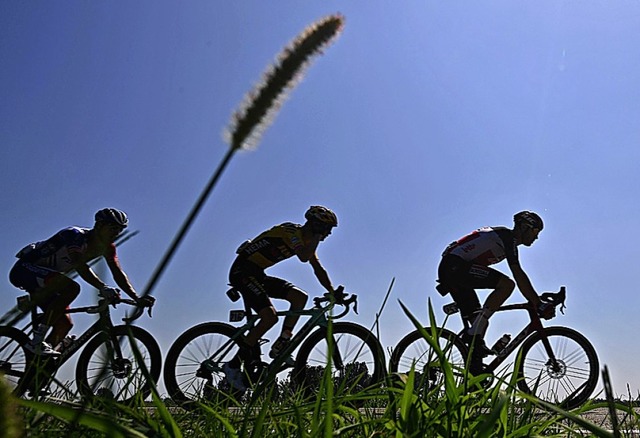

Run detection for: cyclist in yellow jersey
[[222, 206, 340, 391]]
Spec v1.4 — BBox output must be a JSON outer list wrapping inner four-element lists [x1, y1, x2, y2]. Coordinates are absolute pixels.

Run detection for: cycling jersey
[[234, 223, 305, 270], [442, 226, 518, 266], [14, 227, 117, 273], [438, 226, 517, 320], [229, 223, 307, 312]]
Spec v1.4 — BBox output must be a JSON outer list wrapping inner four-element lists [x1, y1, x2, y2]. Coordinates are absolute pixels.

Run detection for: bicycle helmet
[[514, 210, 543, 230], [95, 208, 129, 228], [304, 206, 338, 227]]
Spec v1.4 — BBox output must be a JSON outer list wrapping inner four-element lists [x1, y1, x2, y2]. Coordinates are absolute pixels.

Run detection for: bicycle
[[163, 286, 386, 405], [0, 293, 161, 403], [389, 287, 599, 410]]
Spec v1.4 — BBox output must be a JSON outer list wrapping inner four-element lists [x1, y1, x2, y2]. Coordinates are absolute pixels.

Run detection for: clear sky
[[2, 1, 639, 399]]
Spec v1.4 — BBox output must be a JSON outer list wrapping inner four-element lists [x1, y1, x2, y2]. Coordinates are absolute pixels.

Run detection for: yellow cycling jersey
[[235, 222, 305, 270]]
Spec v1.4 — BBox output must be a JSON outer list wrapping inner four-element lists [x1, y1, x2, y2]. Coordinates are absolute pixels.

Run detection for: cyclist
[[436, 211, 554, 371], [222, 205, 340, 391], [9, 208, 144, 355]]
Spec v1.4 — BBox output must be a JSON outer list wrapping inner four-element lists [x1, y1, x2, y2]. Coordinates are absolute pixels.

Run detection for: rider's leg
[[245, 306, 278, 347], [45, 282, 80, 346], [31, 277, 80, 347], [468, 276, 515, 337], [226, 305, 277, 370], [449, 287, 481, 328], [280, 287, 308, 336]]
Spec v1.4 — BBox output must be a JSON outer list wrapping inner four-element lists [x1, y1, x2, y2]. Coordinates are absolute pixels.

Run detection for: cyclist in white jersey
[[437, 211, 554, 366]]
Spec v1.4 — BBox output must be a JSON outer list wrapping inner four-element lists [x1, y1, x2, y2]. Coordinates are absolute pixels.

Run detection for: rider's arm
[[105, 255, 138, 300], [309, 254, 334, 294], [75, 263, 110, 291], [509, 262, 542, 307]]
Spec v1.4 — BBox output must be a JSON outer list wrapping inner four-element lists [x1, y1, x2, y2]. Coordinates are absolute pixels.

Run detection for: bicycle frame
[[17, 298, 139, 391], [480, 302, 556, 372], [50, 302, 127, 368], [203, 298, 339, 375]]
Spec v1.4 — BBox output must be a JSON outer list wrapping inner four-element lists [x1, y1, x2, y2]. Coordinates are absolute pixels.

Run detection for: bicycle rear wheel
[[163, 322, 240, 405], [389, 326, 468, 397], [75, 325, 161, 404], [292, 322, 386, 396], [0, 326, 31, 396], [516, 326, 599, 410]]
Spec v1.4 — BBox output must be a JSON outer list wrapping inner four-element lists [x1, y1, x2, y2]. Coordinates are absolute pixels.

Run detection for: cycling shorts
[[437, 254, 508, 320], [229, 260, 295, 312], [9, 260, 70, 309]]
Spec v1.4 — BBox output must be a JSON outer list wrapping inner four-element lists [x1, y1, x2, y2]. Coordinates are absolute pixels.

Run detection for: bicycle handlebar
[[312, 285, 358, 319], [540, 286, 567, 315], [123, 295, 156, 323], [85, 295, 156, 323]]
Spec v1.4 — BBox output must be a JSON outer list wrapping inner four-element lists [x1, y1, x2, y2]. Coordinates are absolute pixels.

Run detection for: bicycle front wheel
[[389, 327, 468, 397], [293, 322, 386, 395], [75, 325, 161, 404], [163, 322, 240, 405], [0, 326, 31, 396], [516, 326, 599, 410]]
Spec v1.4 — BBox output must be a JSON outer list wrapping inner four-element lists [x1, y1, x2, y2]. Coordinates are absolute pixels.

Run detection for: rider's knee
[[259, 306, 278, 326], [58, 316, 73, 331], [497, 277, 516, 296], [54, 279, 80, 303], [287, 287, 308, 307], [68, 281, 81, 297]]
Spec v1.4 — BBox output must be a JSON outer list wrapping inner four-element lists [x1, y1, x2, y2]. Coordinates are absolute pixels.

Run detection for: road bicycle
[[389, 287, 599, 410], [0, 293, 161, 403], [163, 286, 386, 405]]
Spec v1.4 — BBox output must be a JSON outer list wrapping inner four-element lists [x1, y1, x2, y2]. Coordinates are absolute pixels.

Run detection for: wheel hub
[[545, 359, 567, 378], [112, 358, 133, 379]]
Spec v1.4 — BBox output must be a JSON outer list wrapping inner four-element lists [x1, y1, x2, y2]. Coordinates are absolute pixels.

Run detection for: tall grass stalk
[[140, 14, 345, 301]]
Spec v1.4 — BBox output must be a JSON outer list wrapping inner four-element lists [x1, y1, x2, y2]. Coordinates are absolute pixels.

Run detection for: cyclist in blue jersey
[[437, 211, 555, 371], [9, 208, 143, 355]]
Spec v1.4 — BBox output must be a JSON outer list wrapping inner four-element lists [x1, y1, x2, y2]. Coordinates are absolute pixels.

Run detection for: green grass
[[3, 320, 639, 438], [3, 369, 639, 437]]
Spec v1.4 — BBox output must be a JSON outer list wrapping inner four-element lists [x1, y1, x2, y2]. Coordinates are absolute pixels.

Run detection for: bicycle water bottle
[[491, 334, 511, 354]]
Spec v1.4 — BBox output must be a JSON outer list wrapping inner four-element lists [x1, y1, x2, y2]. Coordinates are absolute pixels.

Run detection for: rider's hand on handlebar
[[332, 285, 346, 304], [99, 286, 121, 306], [136, 295, 155, 308], [537, 301, 556, 320]]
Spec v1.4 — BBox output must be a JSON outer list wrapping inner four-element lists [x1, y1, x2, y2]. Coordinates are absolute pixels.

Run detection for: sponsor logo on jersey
[[243, 239, 270, 255], [461, 243, 476, 253]]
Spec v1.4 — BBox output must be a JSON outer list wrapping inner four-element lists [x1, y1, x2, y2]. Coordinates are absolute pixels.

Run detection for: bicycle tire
[[292, 322, 386, 396], [0, 326, 32, 396], [389, 326, 468, 397], [163, 322, 240, 405], [75, 325, 161, 404], [516, 326, 599, 410]]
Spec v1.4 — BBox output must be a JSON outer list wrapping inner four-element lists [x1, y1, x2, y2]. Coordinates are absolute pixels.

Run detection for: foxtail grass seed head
[[225, 14, 345, 151]]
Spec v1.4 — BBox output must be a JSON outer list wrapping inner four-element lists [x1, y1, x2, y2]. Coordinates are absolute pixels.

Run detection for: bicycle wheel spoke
[[0, 328, 30, 392], [76, 327, 160, 403], [292, 323, 384, 398], [390, 327, 467, 400], [517, 327, 598, 409], [163, 323, 238, 404]]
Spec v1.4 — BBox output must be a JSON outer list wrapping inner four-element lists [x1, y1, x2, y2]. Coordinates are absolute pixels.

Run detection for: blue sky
[[2, 1, 639, 398]]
